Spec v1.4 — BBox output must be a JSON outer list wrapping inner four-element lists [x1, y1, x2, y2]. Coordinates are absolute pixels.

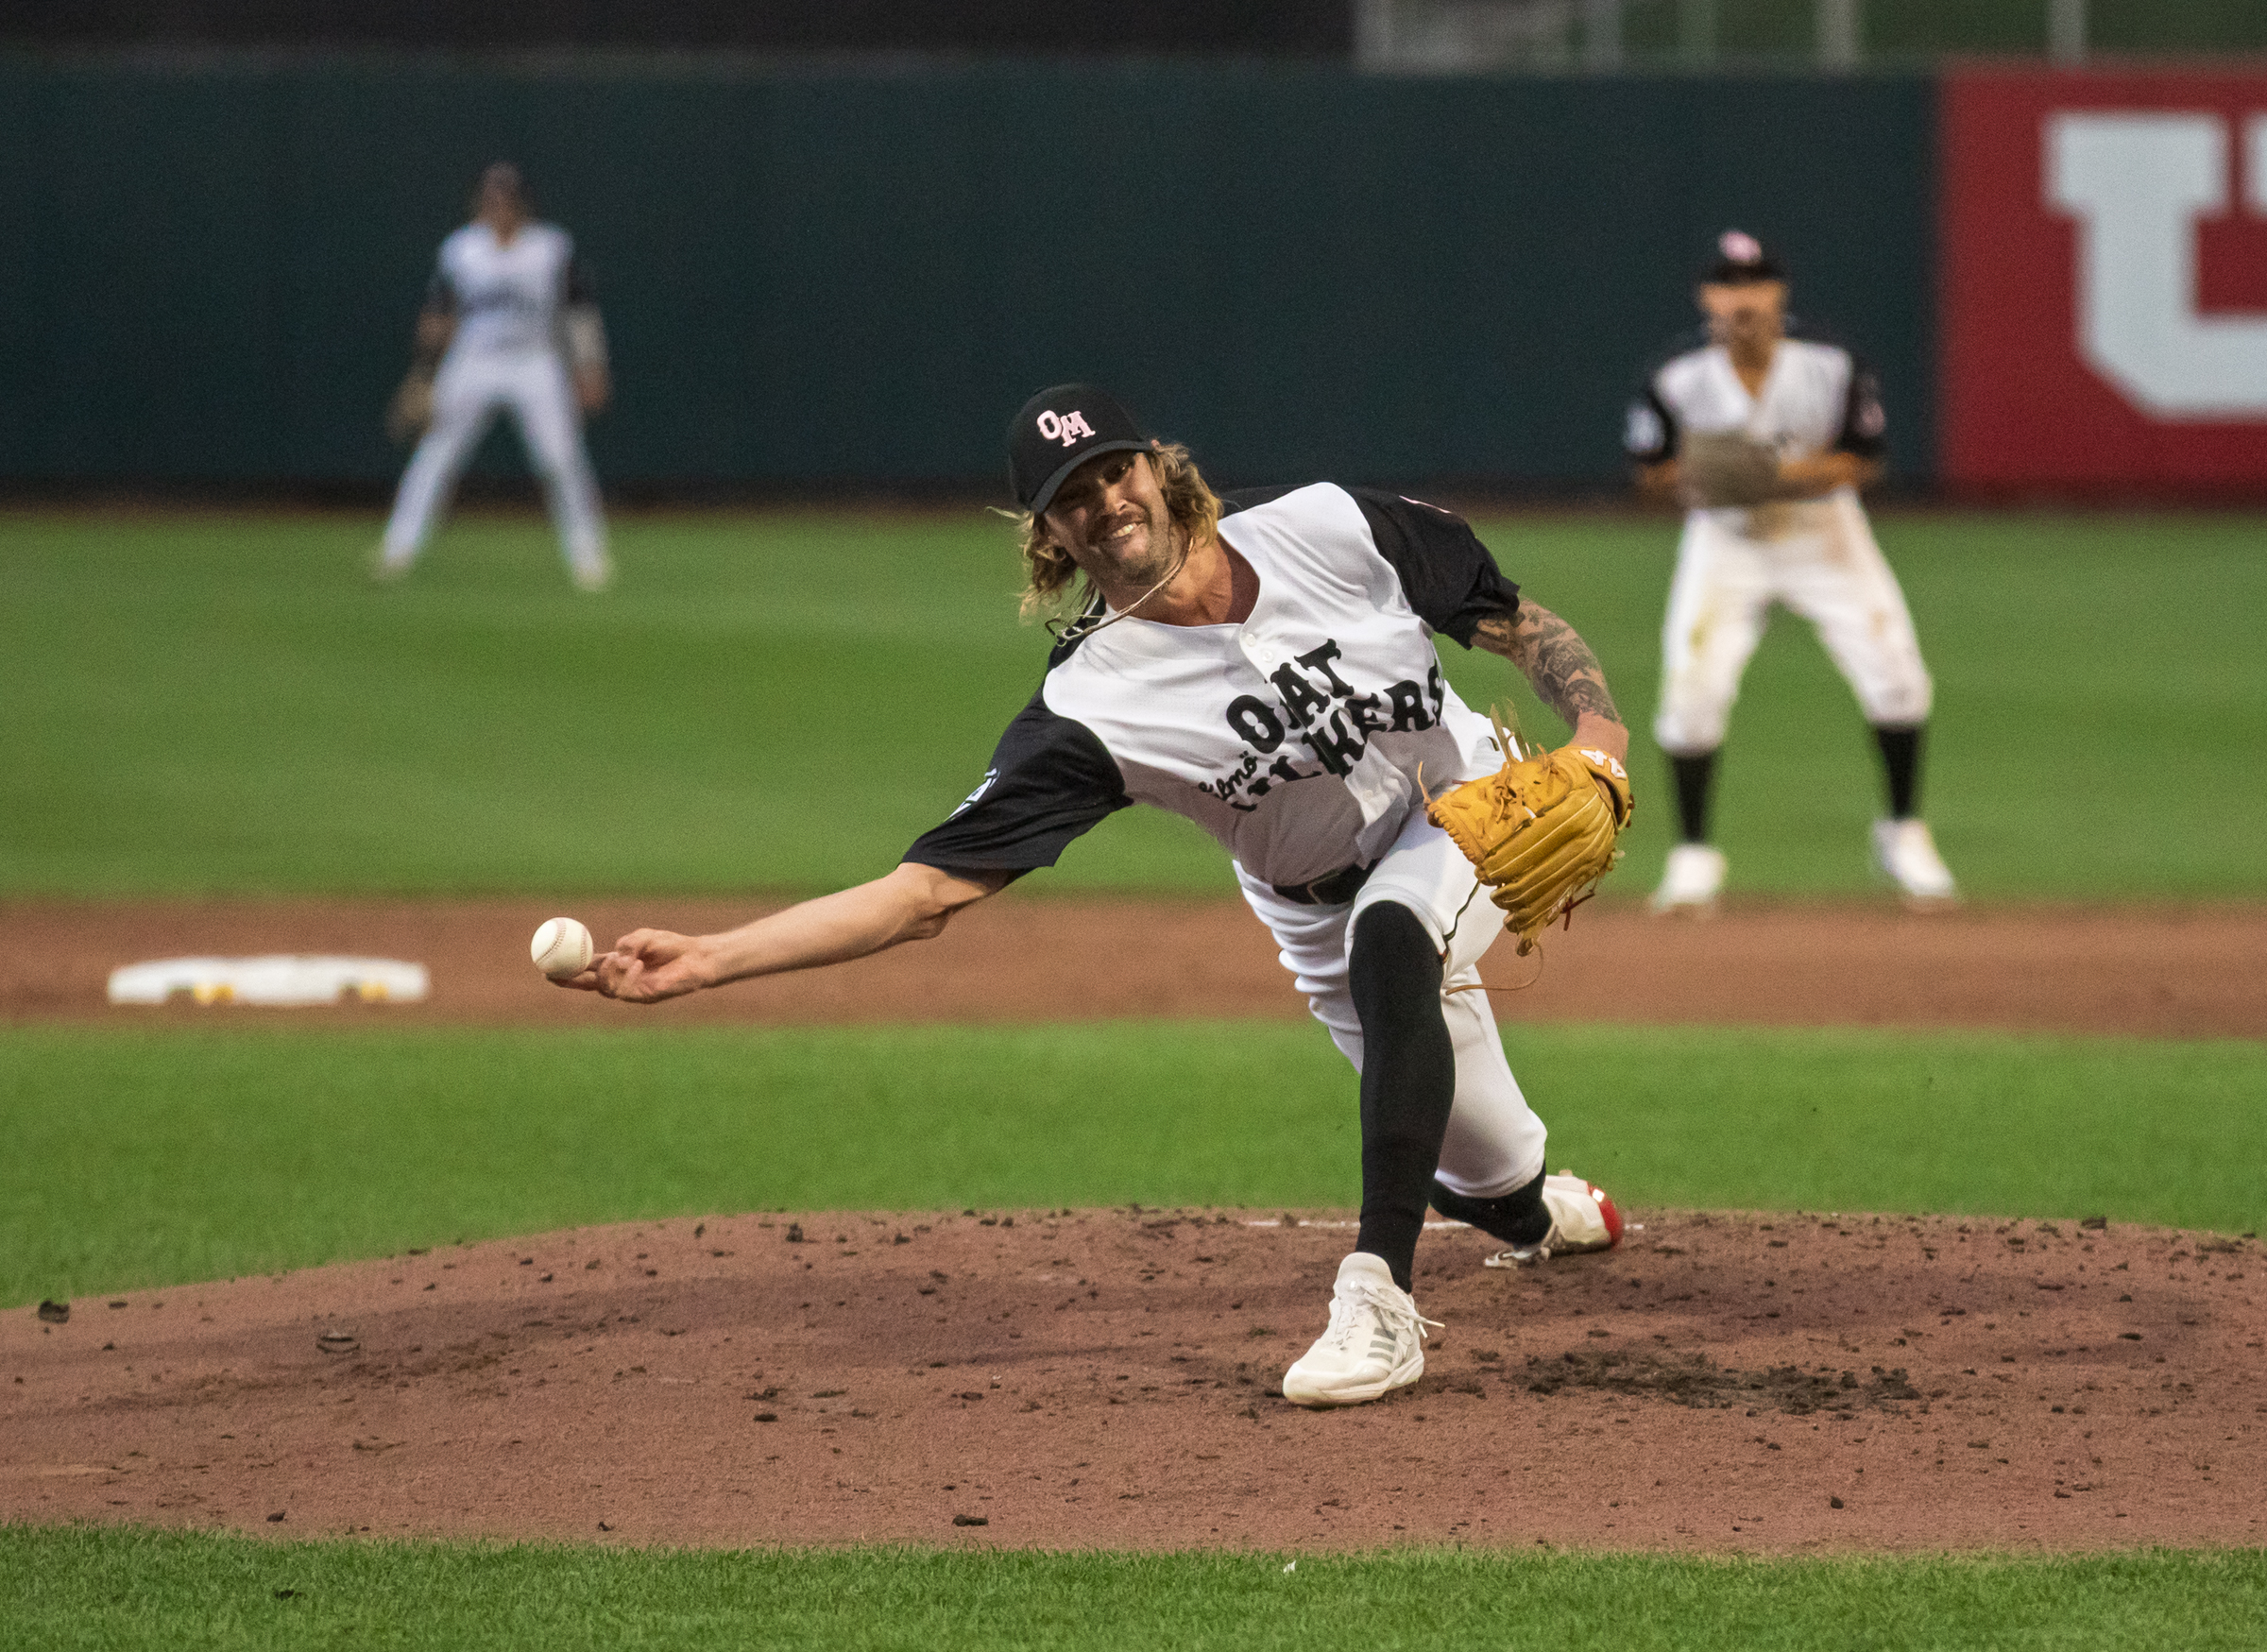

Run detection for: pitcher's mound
[[6, 1208, 2259, 1552]]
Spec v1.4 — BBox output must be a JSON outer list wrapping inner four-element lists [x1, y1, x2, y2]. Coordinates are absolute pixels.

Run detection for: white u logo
[[2049, 111, 2267, 417]]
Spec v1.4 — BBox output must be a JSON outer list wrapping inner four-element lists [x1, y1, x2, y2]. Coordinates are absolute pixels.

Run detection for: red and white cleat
[[1483, 1173, 1624, 1267]]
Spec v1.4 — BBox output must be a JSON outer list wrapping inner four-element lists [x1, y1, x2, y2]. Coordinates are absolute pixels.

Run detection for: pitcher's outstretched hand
[[554, 928, 710, 1003]]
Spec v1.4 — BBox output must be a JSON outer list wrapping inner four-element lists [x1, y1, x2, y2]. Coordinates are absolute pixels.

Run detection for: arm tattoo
[[1472, 602, 1623, 730]]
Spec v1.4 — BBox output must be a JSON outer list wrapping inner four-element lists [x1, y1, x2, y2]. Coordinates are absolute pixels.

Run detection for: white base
[[108, 956, 430, 1007]]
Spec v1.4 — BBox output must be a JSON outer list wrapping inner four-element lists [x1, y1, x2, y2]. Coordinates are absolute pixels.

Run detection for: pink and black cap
[[1702, 229, 1787, 286], [1008, 383, 1151, 515]]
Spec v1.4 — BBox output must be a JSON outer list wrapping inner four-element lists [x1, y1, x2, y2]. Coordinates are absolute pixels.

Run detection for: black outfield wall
[[0, 58, 1934, 490]]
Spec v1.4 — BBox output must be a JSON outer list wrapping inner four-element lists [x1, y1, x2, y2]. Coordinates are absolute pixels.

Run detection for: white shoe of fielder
[[1282, 1252, 1441, 1409], [1650, 843, 1726, 913], [1872, 818, 1957, 906], [1483, 1173, 1625, 1268]]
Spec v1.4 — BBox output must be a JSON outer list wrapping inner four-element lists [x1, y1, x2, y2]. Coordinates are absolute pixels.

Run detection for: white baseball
[[531, 917, 595, 980]]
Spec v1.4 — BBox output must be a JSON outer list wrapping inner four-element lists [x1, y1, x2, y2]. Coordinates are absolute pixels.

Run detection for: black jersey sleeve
[[1833, 357, 1888, 459], [1624, 381, 1679, 464], [1346, 489, 1519, 649], [1627, 329, 1711, 466], [565, 256, 598, 306], [902, 688, 1130, 876]]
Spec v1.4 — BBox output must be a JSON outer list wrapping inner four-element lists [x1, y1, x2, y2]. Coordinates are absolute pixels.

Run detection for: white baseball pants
[[1236, 806, 1549, 1201], [381, 347, 608, 579], [1653, 490, 1932, 754]]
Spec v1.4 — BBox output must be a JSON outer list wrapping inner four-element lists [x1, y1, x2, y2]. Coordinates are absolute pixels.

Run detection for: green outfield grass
[[4, 1020, 2258, 1308], [1, 507, 2260, 900], [9, 507, 2261, 1633], [3, 1527, 2263, 1652]]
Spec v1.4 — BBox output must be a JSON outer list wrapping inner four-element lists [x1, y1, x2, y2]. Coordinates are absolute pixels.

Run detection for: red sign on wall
[[1941, 68, 2267, 488]]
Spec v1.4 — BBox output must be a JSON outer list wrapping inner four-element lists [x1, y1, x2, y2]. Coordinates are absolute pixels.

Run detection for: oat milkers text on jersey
[[925, 480, 1498, 893], [555, 383, 1634, 1412]]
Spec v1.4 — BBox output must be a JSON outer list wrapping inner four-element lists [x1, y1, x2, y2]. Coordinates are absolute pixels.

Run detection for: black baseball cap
[[1008, 383, 1151, 516], [1701, 229, 1787, 286]]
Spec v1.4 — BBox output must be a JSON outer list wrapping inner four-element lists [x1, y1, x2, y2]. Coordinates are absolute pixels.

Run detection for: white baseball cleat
[[1282, 1252, 1441, 1409], [571, 558, 615, 593], [1483, 1172, 1625, 1267], [1650, 843, 1726, 913], [1872, 818, 1957, 906]]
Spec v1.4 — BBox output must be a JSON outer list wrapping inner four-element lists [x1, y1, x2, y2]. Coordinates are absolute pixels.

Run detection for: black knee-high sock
[[1670, 750, 1717, 844], [1348, 904, 1456, 1293], [1429, 1166, 1552, 1249], [1873, 724, 1923, 820]]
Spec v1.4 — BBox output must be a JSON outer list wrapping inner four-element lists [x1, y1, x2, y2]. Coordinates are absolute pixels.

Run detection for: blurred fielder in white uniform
[[1626, 230, 1954, 910], [378, 162, 613, 591]]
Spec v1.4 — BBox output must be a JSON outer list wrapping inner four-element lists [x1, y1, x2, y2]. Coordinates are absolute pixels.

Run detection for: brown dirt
[[6, 895, 2264, 1038], [5, 1208, 2260, 1553], [9, 895, 2260, 1553]]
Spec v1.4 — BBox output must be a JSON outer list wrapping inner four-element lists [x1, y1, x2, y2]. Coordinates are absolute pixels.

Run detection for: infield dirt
[[5, 895, 2263, 1038], [9, 894, 2261, 1553], [6, 1207, 2261, 1552]]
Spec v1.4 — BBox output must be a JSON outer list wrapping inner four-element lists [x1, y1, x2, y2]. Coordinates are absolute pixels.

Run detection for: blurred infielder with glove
[[1628, 230, 1955, 910], [556, 384, 1632, 1409], [376, 162, 614, 591]]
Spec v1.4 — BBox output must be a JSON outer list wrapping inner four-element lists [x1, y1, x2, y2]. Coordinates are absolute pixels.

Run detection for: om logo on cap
[[1035, 409, 1096, 447]]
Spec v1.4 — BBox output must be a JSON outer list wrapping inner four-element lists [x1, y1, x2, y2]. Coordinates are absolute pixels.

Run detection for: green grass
[[1459, 508, 2267, 899], [9, 506, 2260, 1630], [2, 507, 2261, 900], [5, 1019, 2259, 1308], [2, 1527, 2263, 1651], [0, 507, 1223, 898]]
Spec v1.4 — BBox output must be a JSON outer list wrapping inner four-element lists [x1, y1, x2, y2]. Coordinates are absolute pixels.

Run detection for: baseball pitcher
[[1629, 230, 1955, 910], [375, 162, 613, 591], [557, 385, 1636, 1409]]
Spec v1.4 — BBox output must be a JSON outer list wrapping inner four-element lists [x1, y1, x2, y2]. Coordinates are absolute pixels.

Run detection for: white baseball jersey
[[429, 221, 591, 357], [906, 485, 1518, 892], [1625, 322, 1931, 749], [381, 218, 609, 583], [1625, 322, 1886, 530]]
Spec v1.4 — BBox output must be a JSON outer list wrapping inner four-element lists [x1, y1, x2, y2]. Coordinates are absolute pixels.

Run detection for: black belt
[[1271, 860, 1375, 907]]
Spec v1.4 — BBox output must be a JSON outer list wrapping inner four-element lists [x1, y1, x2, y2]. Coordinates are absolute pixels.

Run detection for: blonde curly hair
[[1012, 442, 1222, 622]]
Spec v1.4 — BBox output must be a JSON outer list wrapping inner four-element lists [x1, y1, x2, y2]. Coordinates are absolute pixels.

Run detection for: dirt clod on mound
[[6, 1207, 2261, 1553], [1519, 1350, 1920, 1414]]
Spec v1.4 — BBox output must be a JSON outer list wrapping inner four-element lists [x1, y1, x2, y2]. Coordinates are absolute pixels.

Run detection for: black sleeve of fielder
[[903, 689, 1131, 876], [1624, 382, 1679, 464], [1626, 329, 1705, 465], [1833, 358, 1888, 459], [565, 256, 598, 306], [1347, 489, 1520, 650]]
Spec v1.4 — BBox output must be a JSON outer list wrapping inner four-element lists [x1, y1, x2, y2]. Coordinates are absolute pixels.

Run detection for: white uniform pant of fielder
[[1236, 807, 1549, 1202], [381, 348, 608, 581], [1653, 490, 1932, 754]]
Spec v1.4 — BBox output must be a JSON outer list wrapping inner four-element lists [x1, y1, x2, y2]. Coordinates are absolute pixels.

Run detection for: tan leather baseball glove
[[1679, 431, 1784, 507], [384, 372, 435, 445], [1427, 729, 1634, 955]]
